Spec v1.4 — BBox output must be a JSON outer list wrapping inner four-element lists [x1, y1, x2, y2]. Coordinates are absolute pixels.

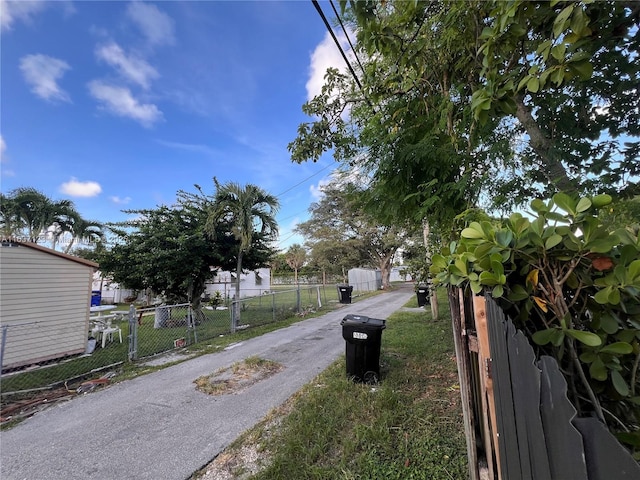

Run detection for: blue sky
[[1, 0, 349, 250]]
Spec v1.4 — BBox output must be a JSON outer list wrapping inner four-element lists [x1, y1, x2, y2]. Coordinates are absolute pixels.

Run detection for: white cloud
[[126, 1, 175, 47], [60, 178, 102, 197], [88, 80, 163, 127], [306, 31, 351, 101], [1, 0, 46, 31], [95, 42, 159, 89], [0, 135, 6, 161], [156, 139, 218, 156], [309, 177, 332, 200], [19, 54, 71, 102], [110, 195, 131, 205]]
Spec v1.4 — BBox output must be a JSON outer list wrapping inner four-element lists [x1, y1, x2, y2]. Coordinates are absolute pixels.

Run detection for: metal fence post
[[0, 325, 7, 372], [316, 286, 322, 309], [296, 285, 301, 313], [272, 292, 276, 322], [187, 305, 198, 344], [128, 304, 138, 361], [230, 301, 236, 333]]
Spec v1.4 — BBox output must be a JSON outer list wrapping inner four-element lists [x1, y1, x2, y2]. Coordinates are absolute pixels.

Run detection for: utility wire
[[329, 0, 367, 77], [311, 0, 372, 107], [276, 162, 334, 198]]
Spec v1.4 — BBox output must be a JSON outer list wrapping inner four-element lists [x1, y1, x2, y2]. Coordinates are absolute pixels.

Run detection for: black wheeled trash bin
[[337, 284, 353, 304], [416, 284, 429, 307], [341, 314, 386, 383]]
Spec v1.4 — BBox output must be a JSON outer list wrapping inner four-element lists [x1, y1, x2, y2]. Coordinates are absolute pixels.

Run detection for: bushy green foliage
[[430, 193, 640, 448]]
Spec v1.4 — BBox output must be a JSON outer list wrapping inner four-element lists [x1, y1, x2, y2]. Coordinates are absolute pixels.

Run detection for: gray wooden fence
[[448, 287, 640, 480]]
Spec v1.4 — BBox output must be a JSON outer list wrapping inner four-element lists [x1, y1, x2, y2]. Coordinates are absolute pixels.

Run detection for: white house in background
[[205, 268, 271, 300], [389, 266, 412, 282], [0, 240, 98, 370], [92, 268, 272, 304]]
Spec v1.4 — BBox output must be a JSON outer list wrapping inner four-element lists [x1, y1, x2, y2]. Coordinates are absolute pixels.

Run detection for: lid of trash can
[[341, 314, 386, 329]]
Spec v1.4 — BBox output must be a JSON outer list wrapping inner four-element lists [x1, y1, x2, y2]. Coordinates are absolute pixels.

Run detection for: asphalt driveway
[[0, 285, 416, 480]]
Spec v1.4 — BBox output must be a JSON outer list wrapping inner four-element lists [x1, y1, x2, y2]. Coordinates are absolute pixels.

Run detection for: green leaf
[[594, 287, 612, 305], [566, 329, 602, 347], [492, 284, 504, 298], [454, 258, 468, 276], [570, 60, 593, 80], [461, 222, 485, 239], [599, 313, 620, 335], [530, 198, 547, 213], [576, 197, 592, 213], [431, 254, 448, 269], [527, 77, 540, 93], [600, 342, 633, 355], [479, 271, 500, 286], [592, 194, 612, 208], [608, 287, 621, 305], [587, 238, 616, 254], [553, 4, 575, 38], [532, 328, 557, 346], [629, 260, 640, 281], [611, 370, 629, 397], [545, 233, 563, 249], [553, 192, 576, 215], [590, 357, 608, 381], [508, 284, 530, 302]]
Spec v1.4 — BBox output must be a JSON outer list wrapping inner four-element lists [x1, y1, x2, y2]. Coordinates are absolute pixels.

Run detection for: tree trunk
[[234, 251, 243, 327], [379, 252, 394, 289], [423, 221, 439, 320], [514, 94, 576, 193]]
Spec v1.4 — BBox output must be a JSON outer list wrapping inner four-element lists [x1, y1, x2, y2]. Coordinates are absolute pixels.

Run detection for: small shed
[[0, 241, 98, 370], [348, 268, 382, 292]]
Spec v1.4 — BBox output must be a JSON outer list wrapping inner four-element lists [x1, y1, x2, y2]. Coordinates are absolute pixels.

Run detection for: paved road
[[0, 285, 415, 480]]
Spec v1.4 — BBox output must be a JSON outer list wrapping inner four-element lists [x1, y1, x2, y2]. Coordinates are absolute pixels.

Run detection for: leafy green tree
[[206, 179, 279, 326], [99, 187, 275, 315], [296, 178, 412, 289], [291, 1, 639, 219]]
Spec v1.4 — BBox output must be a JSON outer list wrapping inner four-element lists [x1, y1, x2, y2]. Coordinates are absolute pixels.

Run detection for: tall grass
[[226, 290, 468, 479]]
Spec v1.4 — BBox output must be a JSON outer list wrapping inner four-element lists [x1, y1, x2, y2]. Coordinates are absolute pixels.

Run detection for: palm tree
[[206, 179, 279, 327], [0, 188, 75, 243], [285, 244, 307, 285], [62, 214, 104, 253]]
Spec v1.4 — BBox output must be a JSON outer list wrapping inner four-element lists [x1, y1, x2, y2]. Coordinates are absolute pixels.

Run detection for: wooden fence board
[[485, 298, 521, 480], [510, 326, 552, 480], [573, 418, 640, 480], [448, 288, 479, 480], [539, 356, 589, 480]]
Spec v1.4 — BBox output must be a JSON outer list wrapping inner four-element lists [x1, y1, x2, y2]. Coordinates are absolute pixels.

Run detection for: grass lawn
[[194, 288, 468, 479]]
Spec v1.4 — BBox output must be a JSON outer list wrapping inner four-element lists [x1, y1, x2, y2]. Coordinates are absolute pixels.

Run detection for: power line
[[275, 162, 334, 198], [311, 0, 370, 105], [329, 0, 367, 77]]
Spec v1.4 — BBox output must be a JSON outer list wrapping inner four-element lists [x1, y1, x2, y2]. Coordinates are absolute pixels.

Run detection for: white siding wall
[[0, 244, 93, 368], [205, 268, 271, 299]]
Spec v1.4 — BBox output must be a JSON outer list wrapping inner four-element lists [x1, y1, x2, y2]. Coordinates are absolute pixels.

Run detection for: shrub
[[430, 193, 640, 451]]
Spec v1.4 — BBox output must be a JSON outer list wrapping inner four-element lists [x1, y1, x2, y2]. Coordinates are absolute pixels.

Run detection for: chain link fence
[[1, 285, 346, 403]]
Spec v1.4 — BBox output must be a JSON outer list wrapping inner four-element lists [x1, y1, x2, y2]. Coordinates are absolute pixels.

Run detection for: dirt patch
[[194, 356, 284, 396]]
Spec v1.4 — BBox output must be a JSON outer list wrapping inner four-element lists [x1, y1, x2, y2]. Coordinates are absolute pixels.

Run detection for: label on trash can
[[353, 331, 368, 340]]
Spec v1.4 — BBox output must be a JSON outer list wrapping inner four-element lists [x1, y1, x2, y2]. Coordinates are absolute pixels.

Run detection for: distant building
[[205, 268, 271, 300]]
